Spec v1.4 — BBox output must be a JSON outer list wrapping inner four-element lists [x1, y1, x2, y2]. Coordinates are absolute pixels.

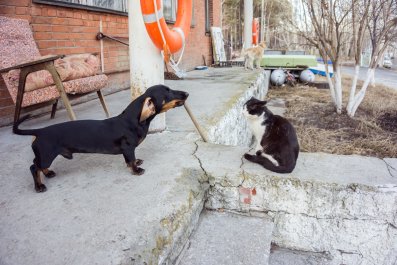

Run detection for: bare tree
[[346, 0, 370, 116], [296, 0, 352, 114], [294, 0, 397, 116], [346, 0, 397, 117]]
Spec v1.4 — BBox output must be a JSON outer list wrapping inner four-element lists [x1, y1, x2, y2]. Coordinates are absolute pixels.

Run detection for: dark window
[[164, 0, 177, 22], [163, 0, 195, 26], [205, 0, 213, 33], [33, 0, 128, 15]]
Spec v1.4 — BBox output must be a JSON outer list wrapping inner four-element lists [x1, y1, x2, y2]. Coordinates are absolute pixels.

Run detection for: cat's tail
[[244, 154, 296, 174]]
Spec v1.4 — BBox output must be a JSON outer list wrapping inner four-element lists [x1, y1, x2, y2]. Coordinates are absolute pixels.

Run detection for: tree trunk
[[370, 68, 375, 87], [321, 50, 342, 114], [347, 68, 375, 117], [333, 65, 343, 114], [347, 64, 360, 112]]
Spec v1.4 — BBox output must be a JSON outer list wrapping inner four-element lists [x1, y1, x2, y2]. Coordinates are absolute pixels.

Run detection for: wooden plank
[[210, 27, 226, 64], [0, 55, 63, 74]]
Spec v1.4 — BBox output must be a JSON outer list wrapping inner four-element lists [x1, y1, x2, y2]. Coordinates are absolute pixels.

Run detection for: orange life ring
[[252, 18, 259, 45], [141, 0, 192, 55]]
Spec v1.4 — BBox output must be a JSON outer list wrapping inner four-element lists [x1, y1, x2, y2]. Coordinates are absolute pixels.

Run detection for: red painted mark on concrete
[[252, 188, 257, 196], [239, 187, 251, 195], [239, 187, 252, 204]]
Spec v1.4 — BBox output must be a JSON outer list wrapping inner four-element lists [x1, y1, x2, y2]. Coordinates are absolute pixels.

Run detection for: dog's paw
[[35, 184, 47, 193], [44, 170, 56, 178], [244, 153, 254, 160], [132, 167, 145, 176], [135, 159, 144, 166]]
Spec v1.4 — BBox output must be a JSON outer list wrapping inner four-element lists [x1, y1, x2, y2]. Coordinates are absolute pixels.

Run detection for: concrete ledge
[[166, 68, 267, 141], [196, 141, 397, 264], [207, 70, 270, 146]]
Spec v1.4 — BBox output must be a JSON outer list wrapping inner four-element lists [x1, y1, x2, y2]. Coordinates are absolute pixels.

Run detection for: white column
[[129, 0, 165, 132], [244, 0, 253, 48]]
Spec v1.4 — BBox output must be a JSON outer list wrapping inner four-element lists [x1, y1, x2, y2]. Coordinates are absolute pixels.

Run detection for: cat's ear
[[253, 100, 267, 106]]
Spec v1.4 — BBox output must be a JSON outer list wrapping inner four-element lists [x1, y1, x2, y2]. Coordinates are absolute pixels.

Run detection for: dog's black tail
[[13, 115, 39, 136]]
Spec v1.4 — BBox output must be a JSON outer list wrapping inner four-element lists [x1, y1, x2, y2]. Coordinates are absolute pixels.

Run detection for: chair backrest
[[0, 16, 41, 70], [0, 16, 42, 103]]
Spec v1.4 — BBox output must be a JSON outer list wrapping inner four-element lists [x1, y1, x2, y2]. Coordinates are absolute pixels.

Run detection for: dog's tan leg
[[42, 168, 56, 178], [30, 164, 47, 192]]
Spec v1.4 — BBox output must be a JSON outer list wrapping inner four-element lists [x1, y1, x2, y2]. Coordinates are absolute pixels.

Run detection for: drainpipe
[[244, 0, 253, 49], [128, 0, 165, 132]]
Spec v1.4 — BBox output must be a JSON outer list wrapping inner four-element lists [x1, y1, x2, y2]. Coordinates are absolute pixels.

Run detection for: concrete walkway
[[179, 211, 273, 265], [0, 67, 396, 265]]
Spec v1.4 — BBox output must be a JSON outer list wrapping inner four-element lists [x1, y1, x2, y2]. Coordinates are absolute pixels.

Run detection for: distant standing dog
[[243, 42, 266, 70], [13, 85, 189, 192]]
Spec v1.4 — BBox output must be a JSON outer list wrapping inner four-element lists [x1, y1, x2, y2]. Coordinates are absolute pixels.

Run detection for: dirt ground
[[268, 75, 397, 158]]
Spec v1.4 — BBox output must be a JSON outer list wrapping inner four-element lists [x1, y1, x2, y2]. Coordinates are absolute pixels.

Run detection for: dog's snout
[[183, 92, 189, 98]]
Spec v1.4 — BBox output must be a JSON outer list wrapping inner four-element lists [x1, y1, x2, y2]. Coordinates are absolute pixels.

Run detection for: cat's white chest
[[246, 113, 266, 150]]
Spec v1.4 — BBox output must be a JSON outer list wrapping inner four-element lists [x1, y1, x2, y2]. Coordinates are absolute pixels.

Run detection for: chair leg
[[97, 90, 110, 118], [50, 99, 58, 119], [14, 68, 29, 124], [45, 62, 76, 120]]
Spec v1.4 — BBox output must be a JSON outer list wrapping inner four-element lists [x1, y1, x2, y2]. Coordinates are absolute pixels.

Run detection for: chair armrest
[[0, 55, 65, 74]]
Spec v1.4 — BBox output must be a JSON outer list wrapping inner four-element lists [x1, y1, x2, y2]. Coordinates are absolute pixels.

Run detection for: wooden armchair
[[0, 16, 110, 123]]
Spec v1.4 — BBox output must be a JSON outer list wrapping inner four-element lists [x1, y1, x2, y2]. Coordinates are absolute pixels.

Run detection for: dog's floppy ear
[[140, 97, 156, 122]]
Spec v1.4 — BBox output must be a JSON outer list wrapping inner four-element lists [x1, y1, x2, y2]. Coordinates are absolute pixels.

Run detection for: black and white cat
[[243, 97, 299, 173]]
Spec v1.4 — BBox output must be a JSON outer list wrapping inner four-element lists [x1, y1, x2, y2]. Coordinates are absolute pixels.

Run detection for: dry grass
[[268, 76, 397, 158]]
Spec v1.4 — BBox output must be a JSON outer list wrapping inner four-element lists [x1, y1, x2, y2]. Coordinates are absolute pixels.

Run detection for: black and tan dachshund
[[13, 85, 189, 192]]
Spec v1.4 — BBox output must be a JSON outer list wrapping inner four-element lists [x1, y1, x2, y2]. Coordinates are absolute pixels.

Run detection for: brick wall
[[0, 0, 221, 125]]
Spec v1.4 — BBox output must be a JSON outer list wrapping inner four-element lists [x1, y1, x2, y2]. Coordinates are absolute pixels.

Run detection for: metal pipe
[[96, 32, 129, 46]]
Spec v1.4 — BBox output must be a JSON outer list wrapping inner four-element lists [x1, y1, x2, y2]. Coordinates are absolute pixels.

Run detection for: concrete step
[[196, 141, 397, 264], [178, 211, 274, 265], [269, 245, 332, 265]]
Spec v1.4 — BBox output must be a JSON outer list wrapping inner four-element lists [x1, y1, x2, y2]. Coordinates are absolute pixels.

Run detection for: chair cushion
[[56, 53, 100, 82], [21, 74, 108, 107], [5, 53, 102, 92]]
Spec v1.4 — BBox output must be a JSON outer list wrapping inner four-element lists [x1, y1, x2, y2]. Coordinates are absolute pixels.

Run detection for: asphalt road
[[341, 62, 397, 91]]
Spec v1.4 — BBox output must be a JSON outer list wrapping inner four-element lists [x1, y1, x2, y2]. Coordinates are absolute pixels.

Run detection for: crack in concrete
[[238, 147, 254, 187], [389, 222, 397, 229], [382, 159, 397, 178], [192, 140, 208, 179], [336, 249, 364, 258], [239, 154, 245, 169]]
